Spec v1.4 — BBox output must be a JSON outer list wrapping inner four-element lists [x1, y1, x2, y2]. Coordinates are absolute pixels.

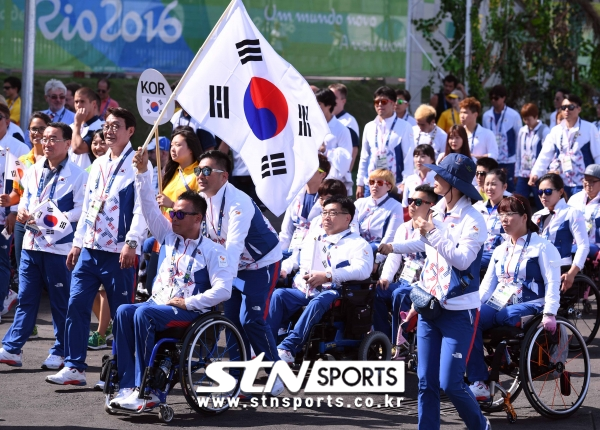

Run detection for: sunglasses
[[537, 188, 557, 196], [194, 166, 225, 177], [475, 171, 487, 177], [408, 198, 433, 207], [169, 210, 199, 220], [396, 99, 408, 105], [560, 104, 578, 111], [48, 94, 66, 100], [373, 99, 392, 106], [369, 179, 390, 186]]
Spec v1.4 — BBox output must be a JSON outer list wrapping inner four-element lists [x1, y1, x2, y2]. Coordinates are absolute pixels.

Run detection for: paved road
[[0, 293, 598, 429]]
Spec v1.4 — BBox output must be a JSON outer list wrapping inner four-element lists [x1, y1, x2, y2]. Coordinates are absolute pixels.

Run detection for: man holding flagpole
[[0, 103, 28, 320]]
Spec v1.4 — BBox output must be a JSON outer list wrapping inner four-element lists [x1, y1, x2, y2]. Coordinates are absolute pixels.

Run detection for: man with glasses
[[0, 103, 29, 322], [356, 86, 414, 199], [69, 87, 104, 170], [268, 196, 373, 364], [395, 89, 417, 126], [549, 88, 568, 128], [0, 122, 88, 370], [46, 107, 150, 386], [482, 85, 522, 192], [474, 157, 499, 203], [96, 79, 119, 120], [195, 150, 284, 377], [568, 164, 600, 260], [530, 94, 600, 196], [3, 77, 21, 125], [374, 184, 437, 348], [41, 80, 75, 127]]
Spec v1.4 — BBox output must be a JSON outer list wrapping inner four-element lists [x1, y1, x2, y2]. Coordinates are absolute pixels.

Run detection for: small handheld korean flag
[[2, 148, 24, 193], [176, 0, 330, 216], [30, 199, 73, 245]]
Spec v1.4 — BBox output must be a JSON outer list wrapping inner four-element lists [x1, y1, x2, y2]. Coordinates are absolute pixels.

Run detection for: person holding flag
[[0, 122, 88, 369]]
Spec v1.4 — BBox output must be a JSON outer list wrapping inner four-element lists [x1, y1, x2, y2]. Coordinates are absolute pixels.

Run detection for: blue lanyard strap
[[177, 168, 193, 193], [559, 118, 581, 153], [374, 117, 398, 152], [36, 165, 63, 201], [94, 147, 134, 194], [202, 187, 227, 238], [322, 231, 353, 267], [469, 124, 478, 151], [490, 107, 507, 135], [170, 236, 203, 285], [500, 232, 531, 281], [359, 195, 391, 225]]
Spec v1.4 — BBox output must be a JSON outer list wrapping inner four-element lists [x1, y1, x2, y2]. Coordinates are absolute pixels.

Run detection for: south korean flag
[[30, 199, 72, 245]]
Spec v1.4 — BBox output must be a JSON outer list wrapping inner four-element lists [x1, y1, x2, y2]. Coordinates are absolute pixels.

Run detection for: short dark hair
[[47, 122, 73, 140], [318, 179, 346, 198], [413, 144, 436, 162], [4, 76, 21, 92], [198, 149, 232, 175], [29, 111, 52, 126], [414, 184, 438, 204], [459, 97, 481, 115], [486, 168, 507, 185], [93, 128, 104, 141], [178, 190, 207, 217], [315, 89, 337, 113], [555, 88, 569, 96], [323, 196, 355, 219], [374, 86, 397, 102], [564, 94, 583, 107], [489, 85, 507, 99], [318, 153, 331, 175], [395, 89, 411, 103], [107, 107, 136, 130], [65, 82, 81, 95], [443, 74, 459, 86], [97, 78, 111, 90], [476, 157, 499, 171], [498, 194, 539, 234], [76, 87, 101, 109]]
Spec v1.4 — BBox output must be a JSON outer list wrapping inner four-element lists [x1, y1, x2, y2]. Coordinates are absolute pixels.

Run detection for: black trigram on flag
[[298, 105, 311, 137], [209, 85, 229, 118], [59, 221, 68, 229], [261, 153, 287, 178], [236, 39, 262, 64]]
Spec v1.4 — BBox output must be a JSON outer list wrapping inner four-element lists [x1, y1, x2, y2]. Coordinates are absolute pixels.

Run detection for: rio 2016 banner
[[0, 0, 408, 77]]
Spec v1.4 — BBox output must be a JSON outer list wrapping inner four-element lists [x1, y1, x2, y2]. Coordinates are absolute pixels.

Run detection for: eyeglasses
[[396, 99, 408, 105], [499, 212, 520, 219], [475, 171, 487, 177], [322, 210, 349, 218], [29, 127, 46, 134], [537, 188, 557, 196], [408, 198, 433, 207], [3, 86, 12, 91], [560, 104, 578, 111], [169, 210, 199, 220], [584, 177, 600, 184], [48, 94, 66, 100], [103, 123, 122, 133], [41, 137, 66, 144], [194, 166, 225, 177], [369, 179, 390, 187], [373, 98, 392, 106], [97, 89, 107, 93]]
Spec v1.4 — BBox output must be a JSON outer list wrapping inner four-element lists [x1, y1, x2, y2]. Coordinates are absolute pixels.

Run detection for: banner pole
[[139, 0, 238, 153], [155, 127, 163, 193], [3, 148, 9, 194]]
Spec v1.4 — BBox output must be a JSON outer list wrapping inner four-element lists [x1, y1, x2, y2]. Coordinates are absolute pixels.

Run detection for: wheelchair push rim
[[560, 274, 600, 348]]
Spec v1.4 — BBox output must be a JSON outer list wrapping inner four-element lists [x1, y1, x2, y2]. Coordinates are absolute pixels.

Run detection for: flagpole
[[3, 147, 9, 195], [154, 126, 163, 193], [139, 0, 238, 153]]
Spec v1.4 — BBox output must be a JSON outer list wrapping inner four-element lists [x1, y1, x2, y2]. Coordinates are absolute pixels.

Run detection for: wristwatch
[[125, 240, 138, 249], [425, 228, 436, 239], [325, 271, 332, 280]]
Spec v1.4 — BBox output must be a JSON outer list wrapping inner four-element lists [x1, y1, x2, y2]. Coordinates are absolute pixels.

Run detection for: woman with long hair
[[436, 124, 472, 164]]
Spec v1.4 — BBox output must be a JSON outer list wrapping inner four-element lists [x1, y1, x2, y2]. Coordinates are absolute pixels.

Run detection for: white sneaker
[[94, 380, 105, 391], [469, 380, 490, 401], [277, 348, 294, 364], [45, 367, 86, 386], [0, 347, 22, 367], [109, 387, 135, 407], [41, 354, 64, 370], [119, 388, 160, 411], [269, 376, 285, 397], [1, 289, 17, 316]]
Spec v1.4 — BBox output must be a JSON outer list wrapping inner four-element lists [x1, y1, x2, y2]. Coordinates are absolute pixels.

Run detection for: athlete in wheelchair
[[467, 195, 590, 421], [101, 152, 242, 421], [268, 196, 392, 364]]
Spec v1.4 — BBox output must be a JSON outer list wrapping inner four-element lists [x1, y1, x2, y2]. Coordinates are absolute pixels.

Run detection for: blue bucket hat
[[424, 153, 481, 201]]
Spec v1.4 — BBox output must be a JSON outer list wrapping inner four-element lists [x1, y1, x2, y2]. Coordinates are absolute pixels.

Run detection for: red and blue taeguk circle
[[243, 77, 288, 141], [43, 215, 58, 228], [150, 101, 160, 112]]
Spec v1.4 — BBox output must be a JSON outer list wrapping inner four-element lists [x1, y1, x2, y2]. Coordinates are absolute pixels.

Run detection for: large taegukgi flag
[[176, 0, 330, 216]]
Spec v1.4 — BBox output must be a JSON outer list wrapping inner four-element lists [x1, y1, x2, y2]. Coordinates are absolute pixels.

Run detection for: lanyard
[[36, 165, 63, 202], [50, 108, 66, 123], [202, 187, 227, 238], [93, 147, 134, 195], [169, 236, 203, 286], [490, 107, 507, 135], [487, 203, 501, 231], [322, 231, 353, 267], [500, 232, 531, 282], [100, 98, 111, 117], [359, 195, 391, 225], [524, 123, 541, 154], [559, 118, 581, 153], [585, 197, 600, 227], [177, 168, 193, 192], [416, 127, 437, 147], [451, 109, 457, 126], [375, 117, 398, 152], [469, 124, 478, 152]]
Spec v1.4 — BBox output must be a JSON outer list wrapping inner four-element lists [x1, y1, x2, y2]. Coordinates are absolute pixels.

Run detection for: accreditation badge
[[561, 153, 574, 173], [485, 282, 518, 311], [399, 260, 423, 284], [85, 196, 105, 226], [375, 153, 388, 170]]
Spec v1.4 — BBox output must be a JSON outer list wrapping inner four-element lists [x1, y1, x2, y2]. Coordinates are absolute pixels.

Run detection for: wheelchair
[[101, 311, 246, 423], [478, 314, 590, 422], [284, 280, 393, 364]]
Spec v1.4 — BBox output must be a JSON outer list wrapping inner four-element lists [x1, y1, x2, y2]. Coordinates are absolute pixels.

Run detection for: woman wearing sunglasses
[[532, 173, 589, 292], [436, 124, 472, 164], [353, 169, 403, 269], [473, 168, 511, 271], [467, 195, 562, 401], [402, 144, 436, 208]]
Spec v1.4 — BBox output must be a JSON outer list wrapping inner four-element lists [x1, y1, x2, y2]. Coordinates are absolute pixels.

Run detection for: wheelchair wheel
[[560, 274, 600, 347], [519, 317, 590, 419], [479, 370, 522, 413], [358, 331, 392, 360], [179, 315, 246, 415]]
